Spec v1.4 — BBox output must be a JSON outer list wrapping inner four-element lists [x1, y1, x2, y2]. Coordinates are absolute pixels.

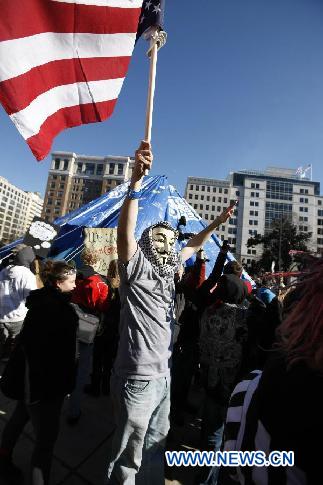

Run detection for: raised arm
[[117, 141, 153, 263], [180, 205, 234, 263]]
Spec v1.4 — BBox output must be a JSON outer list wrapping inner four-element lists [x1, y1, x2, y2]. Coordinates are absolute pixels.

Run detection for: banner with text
[[83, 228, 118, 276]]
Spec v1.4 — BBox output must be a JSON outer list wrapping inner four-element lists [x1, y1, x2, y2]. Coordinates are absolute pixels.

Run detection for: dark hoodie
[[199, 274, 248, 392], [20, 286, 78, 402]]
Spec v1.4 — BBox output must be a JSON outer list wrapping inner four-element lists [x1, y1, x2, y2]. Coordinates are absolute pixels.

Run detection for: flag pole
[[143, 27, 167, 175]]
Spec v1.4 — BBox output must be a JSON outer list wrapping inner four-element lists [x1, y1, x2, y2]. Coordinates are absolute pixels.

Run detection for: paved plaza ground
[[0, 365, 203, 485]]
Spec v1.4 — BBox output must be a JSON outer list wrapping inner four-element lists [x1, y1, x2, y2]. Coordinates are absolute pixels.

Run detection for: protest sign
[[83, 228, 118, 275]]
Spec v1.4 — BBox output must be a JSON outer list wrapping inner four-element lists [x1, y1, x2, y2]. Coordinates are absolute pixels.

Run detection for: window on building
[[251, 192, 254, 197], [97, 164, 104, 175], [200, 204, 203, 210], [218, 197, 222, 202], [207, 186, 211, 192], [236, 191, 240, 196], [190, 184, 193, 190], [206, 205, 209, 210], [213, 187, 216, 193], [201, 195, 204, 200], [207, 196, 210, 201], [224, 189, 228, 194], [76, 162, 83, 174], [54, 158, 60, 170], [318, 200, 322, 206], [109, 163, 115, 175], [212, 197, 216, 202], [205, 214, 209, 220], [224, 198, 227, 203], [118, 164, 124, 175], [63, 159, 69, 170], [219, 188, 223, 194], [85, 163, 95, 175], [50, 182, 55, 189], [318, 238, 323, 245], [318, 210, 323, 217], [212, 205, 215, 211], [251, 183, 255, 189], [201, 186, 205, 191], [195, 195, 198, 200], [250, 211, 254, 216], [47, 198, 53, 205], [189, 194, 192, 199], [196, 185, 199, 191], [193, 204, 198, 209], [217, 206, 221, 212]]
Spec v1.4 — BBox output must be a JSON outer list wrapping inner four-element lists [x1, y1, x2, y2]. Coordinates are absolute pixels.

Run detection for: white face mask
[[151, 227, 177, 266]]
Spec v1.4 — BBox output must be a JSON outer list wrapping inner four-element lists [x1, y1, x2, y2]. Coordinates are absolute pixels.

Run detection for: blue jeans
[[105, 374, 170, 485], [198, 383, 232, 485], [68, 341, 93, 418]]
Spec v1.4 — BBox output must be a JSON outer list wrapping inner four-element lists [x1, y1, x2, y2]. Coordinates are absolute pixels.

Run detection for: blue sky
[[1, 0, 323, 197]]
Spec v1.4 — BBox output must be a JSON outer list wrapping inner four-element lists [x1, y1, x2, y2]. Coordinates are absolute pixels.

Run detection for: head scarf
[[138, 222, 180, 278]]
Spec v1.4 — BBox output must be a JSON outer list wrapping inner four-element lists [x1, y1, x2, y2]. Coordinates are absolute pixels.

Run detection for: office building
[[42, 152, 135, 222], [185, 167, 323, 265], [0, 176, 43, 244]]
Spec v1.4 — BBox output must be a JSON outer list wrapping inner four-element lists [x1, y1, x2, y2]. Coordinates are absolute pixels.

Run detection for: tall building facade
[[0, 176, 43, 244], [42, 152, 135, 222], [185, 167, 323, 265]]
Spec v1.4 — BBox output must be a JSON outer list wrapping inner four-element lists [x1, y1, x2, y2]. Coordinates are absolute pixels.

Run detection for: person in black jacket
[[0, 260, 78, 485], [85, 259, 121, 397]]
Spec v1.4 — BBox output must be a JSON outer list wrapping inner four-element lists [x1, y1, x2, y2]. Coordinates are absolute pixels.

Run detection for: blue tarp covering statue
[[0, 175, 253, 284]]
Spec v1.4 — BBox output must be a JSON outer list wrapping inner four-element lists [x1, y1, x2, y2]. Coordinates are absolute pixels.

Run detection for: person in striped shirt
[[224, 257, 323, 485]]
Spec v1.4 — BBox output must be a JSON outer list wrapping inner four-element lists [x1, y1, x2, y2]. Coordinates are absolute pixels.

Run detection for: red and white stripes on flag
[[0, 0, 143, 160]]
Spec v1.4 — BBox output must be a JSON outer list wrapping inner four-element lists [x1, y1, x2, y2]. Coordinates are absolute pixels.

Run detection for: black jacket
[[20, 286, 78, 402]]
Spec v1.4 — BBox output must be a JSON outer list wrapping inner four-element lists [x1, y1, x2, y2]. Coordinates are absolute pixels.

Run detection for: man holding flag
[[105, 142, 235, 484]]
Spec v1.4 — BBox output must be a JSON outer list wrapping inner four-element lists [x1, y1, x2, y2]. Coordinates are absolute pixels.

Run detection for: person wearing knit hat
[[198, 272, 249, 485], [0, 246, 37, 361]]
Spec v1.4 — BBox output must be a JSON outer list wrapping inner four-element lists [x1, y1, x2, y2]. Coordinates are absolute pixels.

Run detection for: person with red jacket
[[67, 249, 109, 425]]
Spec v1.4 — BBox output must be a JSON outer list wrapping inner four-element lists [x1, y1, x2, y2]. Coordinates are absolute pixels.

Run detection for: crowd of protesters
[[0, 141, 322, 485]]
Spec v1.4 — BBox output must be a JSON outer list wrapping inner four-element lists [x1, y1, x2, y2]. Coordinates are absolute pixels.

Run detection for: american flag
[[0, 0, 164, 161], [137, 0, 165, 39]]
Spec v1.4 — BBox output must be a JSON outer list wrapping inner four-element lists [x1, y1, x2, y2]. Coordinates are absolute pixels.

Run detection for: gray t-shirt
[[113, 246, 176, 380]]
